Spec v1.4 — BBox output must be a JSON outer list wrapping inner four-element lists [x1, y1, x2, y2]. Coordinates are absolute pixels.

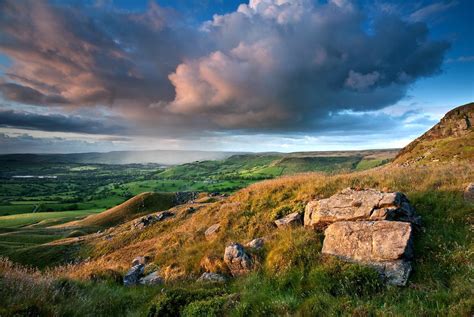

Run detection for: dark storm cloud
[[0, 110, 129, 135], [0, 0, 450, 136]]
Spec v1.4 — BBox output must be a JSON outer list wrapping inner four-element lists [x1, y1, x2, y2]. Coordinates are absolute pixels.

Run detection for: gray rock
[[205, 223, 220, 239], [304, 188, 418, 227], [245, 238, 264, 250], [139, 271, 163, 285], [464, 183, 474, 203], [274, 212, 302, 228], [197, 272, 226, 283], [224, 242, 253, 276], [133, 211, 174, 230], [123, 264, 144, 286], [322, 220, 414, 286]]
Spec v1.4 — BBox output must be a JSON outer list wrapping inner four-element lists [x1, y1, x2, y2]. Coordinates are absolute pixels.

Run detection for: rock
[[464, 183, 474, 203], [139, 271, 163, 285], [245, 238, 264, 250], [323, 221, 413, 261], [274, 212, 302, 228], [123, 264, 145, 286], [133, 211, 174, 230], [200, 255, 229, 274], [204, 223, 220, 239], [197, 272, 226, 283], [322, 221, 414, 286], [224, 243, 253, 276], [371, 260, 413, 286], [304, 188, 418, 227]]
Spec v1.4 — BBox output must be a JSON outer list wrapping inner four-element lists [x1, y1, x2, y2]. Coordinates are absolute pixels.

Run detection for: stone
[[123, 264, 144, 286], [322, 221, 413, 262], [464, 183, 474, 203], [274, 212, 302, 228], [197, 272, 226, 283], [322, 220, 414, 286], [204, 223, 221, 239], [139, 271, 163, 285], [133, 211, 174, 230], [245, 238, 264, 250], [174, 192, 199, 205], [224, 243, 253, 276], [304, 188, 417, 227]]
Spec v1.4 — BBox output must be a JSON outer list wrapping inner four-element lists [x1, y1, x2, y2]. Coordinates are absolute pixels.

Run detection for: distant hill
[[394, 102, 474, 166], [0, 150, 239, 165], [58, 192, 175, 228]]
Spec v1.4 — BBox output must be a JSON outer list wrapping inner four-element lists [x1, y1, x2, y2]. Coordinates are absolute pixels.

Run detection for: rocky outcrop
[[204, 223, 221, 240], [274, 212, 302, 228], [245, 238, 264, 250], [304, 188, 419, 228], [197, 272, 226, 283], [307, 188, 419, 286], [224, 243, 253, 277], [132, 211, 174, 230], [123, 264, 145, 286], [464, 183, 474, 203]]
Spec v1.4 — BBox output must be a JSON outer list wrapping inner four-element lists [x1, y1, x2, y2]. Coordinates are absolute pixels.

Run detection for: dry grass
[[57, 162, 473, 281]]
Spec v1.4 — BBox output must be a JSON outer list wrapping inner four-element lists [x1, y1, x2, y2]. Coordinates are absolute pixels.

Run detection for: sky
[[0, 0, 472, 154]]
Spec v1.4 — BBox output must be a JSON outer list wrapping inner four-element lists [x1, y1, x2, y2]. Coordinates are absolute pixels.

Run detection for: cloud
[[0, 0, 450, 137], [0, 110, 129, 135], [409, 1, 457, 22]]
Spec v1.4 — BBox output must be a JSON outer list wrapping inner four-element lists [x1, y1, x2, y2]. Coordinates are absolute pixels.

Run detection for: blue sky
[[0, 0, 472, 153]]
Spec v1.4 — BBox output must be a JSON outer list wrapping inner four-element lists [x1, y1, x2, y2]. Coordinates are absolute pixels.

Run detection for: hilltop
[[394, 102, 474, 166]]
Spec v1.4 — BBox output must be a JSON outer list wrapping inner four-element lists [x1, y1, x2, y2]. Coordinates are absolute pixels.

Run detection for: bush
[[182, 296, 228, 317]]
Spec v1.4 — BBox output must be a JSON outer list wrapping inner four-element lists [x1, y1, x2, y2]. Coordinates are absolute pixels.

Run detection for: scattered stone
[[274, 212, 302, 228], [139, 271, 163, 285], [204, 223, 221, 239], [322, 220, 414, 286], [304, 188, 418, 228], [198, 272, 226, 283], [132, 211, 174, 230], [245, 238, 264, 250], [464, 183, 474, 203], [224, 243, 253, 276], [123, 264, 145, 286]]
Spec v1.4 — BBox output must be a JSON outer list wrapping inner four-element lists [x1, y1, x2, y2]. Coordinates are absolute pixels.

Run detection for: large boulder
[[304, 188, 418, 228], [322, 221, 413, 286], [274, 212, 302, 228], [123, 264, 145, 286], [223, 243, 253, 276], [464, 183, 474, 203]]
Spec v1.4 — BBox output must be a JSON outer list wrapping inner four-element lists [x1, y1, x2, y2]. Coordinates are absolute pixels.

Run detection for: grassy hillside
[[1, 162, 472, 316], [59, 192, 175, 228]]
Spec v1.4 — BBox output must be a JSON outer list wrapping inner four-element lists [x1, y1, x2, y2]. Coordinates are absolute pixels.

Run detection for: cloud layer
[[0, 0, 449, 137]]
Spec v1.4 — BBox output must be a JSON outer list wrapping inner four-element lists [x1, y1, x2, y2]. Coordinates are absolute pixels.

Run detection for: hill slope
[[58, 192, 175, 228], [394, 102, 474, 165]]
